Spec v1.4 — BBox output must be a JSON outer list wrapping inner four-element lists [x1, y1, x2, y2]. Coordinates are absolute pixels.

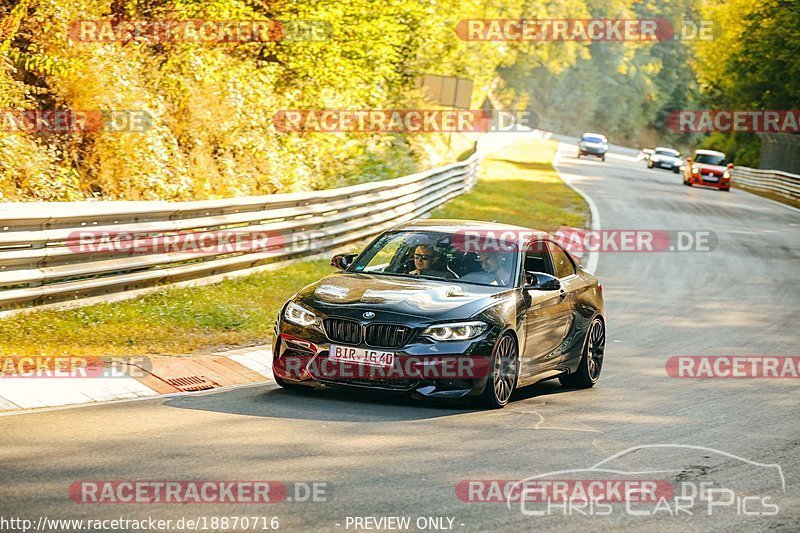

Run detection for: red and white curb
[[0, 345, 274, 414]]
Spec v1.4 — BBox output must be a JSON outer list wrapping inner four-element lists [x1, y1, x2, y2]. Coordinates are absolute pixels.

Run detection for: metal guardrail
[[0, 145, 488, 313], [731, 166, 800, 202]]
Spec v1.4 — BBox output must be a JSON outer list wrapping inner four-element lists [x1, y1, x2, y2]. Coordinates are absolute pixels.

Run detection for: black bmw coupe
[[272, 220, 606, 408]]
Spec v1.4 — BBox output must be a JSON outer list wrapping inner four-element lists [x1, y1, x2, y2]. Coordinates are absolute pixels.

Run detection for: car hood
[[653, 155, 680, 162], [294, 272, 510, 321], [696, 163, 726, 175]]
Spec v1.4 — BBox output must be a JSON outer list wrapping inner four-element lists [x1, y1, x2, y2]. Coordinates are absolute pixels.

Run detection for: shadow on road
[[163, 378, 575, 422], [163, 382, 476, 422]]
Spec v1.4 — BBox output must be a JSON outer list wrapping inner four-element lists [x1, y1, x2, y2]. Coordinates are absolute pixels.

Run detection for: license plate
[[329, 345, 394, 367], [702, 175, 719, 182]]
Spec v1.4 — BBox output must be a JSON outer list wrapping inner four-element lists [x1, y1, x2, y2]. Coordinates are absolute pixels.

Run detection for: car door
[[547, 241, 579, 343], [518, 240, 574, 379]]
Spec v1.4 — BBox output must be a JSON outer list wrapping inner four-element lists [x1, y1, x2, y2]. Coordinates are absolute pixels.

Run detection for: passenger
[[460, 250, 512, 286], [478, 250, 512, 286]]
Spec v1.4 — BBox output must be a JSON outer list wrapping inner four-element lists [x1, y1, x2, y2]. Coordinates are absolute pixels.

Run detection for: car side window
[[523, 241, 554, 277], [547, 242, 576, 279]]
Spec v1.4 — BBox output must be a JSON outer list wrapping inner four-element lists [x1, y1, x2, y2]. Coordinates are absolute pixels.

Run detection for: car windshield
[[350, 230, 520, 287], [694, 153, 726, 165], [655, 149, 678, 157], [582, 135, 604, 143]]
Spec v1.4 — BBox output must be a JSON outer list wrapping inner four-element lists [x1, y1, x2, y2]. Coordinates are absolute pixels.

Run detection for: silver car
[[647, 147, 683, 173]]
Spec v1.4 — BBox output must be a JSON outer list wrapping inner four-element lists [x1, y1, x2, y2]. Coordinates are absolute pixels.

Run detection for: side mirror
[[524, 272, 560, 291], [685, 157, 692, 164], [727, 163, 734, 169], [330, 253, 357, 270]]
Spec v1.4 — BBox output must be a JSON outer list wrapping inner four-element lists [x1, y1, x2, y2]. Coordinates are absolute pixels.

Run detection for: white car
[[577, 133, 608, 161], [647, 147, 683, 173]]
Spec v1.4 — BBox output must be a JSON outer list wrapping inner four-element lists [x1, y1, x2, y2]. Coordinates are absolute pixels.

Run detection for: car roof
[[695, 149, 725, 156], [655, 146, 678, 152], [582, 132, 606, 138], [393, 219, 549, 244]]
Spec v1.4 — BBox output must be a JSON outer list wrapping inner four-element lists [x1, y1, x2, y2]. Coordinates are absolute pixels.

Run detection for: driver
[[408, 244, 455, 279]]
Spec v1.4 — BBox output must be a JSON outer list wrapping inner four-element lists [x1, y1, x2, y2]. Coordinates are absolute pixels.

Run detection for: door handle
[[559, 289, 568, 302]]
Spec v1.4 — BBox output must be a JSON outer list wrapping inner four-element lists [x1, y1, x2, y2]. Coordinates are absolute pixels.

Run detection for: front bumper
[[653, 160, 678, 169], [687, 173, 730, 189], [272, 320, 497, 398], [580, 146, 607, 156]]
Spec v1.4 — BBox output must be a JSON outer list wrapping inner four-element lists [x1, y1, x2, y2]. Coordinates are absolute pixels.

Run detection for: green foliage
[[504, 0, 704, 148], [501, 0, 799, 160], [699, 132, 760, 167], [691, 0, 799, 165], [0, 0, 536, 201], [4, 0, 792, 197]]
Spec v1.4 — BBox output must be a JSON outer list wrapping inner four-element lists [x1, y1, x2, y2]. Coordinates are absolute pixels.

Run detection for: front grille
[[339, 377, 417, 390], [323, 318, 362, 344], [365, 324, 414, 348]]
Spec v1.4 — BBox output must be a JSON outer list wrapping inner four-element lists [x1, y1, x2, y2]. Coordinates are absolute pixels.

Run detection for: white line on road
[[553, 142, 601, 275]]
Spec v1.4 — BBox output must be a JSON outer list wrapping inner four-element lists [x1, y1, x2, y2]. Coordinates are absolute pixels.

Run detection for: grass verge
[[432, 138, 588, 230], [0, 137, 587, 357]]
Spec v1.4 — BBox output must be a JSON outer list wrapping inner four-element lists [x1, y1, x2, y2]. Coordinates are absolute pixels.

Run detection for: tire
[[475, 334, 519, 409], [683, 178, 691, 186], [673, 168, 680, 174], [721, 187, 730, 192], [601, 154, 606, 161], [559, 317, 605, 389]]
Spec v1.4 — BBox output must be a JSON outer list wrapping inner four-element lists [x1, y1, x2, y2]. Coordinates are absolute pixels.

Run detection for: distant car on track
[[638, 148, 654, 162], [577, 133, 608, 161], [272, 220, 606, 408], [647, 147, 683, 173], [682, 149, 732, 191]]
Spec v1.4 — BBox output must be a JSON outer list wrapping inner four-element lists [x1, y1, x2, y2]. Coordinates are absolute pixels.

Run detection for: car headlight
[[723, 170, 730, 179], [692, 165, 700, 174], [284, 301, 319, 327], [422, 321, 489, 341]]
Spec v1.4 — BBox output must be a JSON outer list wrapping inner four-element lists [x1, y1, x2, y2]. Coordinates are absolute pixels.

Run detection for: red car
[[681, 149, 733, 191]]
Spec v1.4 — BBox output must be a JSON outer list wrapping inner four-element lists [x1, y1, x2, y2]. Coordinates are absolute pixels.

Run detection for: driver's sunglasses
[[413, 254, 432, 260]]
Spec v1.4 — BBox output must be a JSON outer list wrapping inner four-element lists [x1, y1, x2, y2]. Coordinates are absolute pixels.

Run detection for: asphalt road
[[1, 140, 798, 532]]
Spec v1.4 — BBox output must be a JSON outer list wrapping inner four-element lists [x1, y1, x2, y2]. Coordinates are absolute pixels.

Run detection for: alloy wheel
[[492, 335, 518, 404], [586, 319, 605, 381]]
